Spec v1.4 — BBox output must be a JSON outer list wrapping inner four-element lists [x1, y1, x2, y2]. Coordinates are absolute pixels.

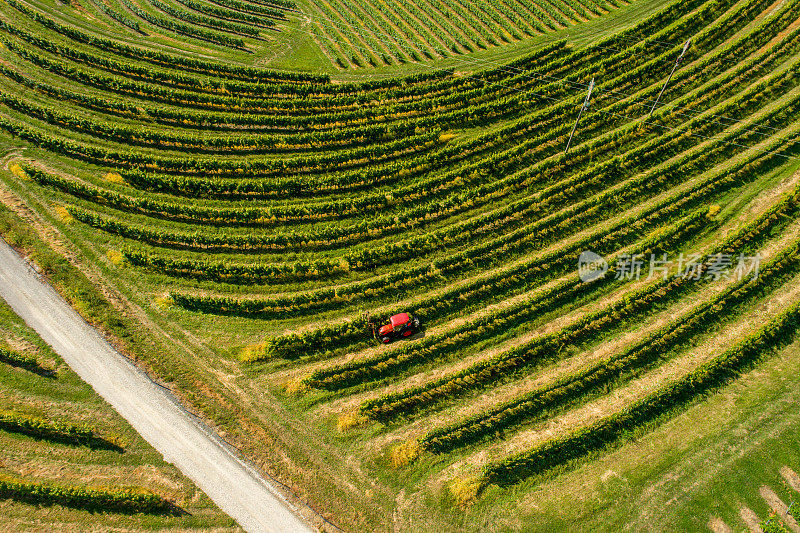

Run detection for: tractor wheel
[[380, 336, 392, 344], [402, 330, 413, 337]]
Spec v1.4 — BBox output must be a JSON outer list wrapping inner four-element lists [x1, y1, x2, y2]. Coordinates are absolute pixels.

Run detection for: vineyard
[[301, 0, 631, 68], [0, 292, 235, 529], [0, 0, 799, 529]]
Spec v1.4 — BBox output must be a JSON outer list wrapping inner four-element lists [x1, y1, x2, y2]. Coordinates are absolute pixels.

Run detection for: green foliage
[[761, 516, 791, 533], [0, 411, 121, 450], [0, 478, 183, 515], [422, 221, 800, 452], [482, 298, 800, 486], [0, 207, 136, 348], [0, 346, 42, 373], [359, 184, 800, 420], [4, 0, 318, 82], [1, 0, 799, 509]]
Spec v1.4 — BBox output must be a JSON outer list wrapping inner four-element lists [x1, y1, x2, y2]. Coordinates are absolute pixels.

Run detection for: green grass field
[[0, 0, 799, 529]]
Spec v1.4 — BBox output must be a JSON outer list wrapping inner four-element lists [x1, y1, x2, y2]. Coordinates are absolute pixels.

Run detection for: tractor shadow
[[377, 329, 426, 345], [407, 329, 427, 341]]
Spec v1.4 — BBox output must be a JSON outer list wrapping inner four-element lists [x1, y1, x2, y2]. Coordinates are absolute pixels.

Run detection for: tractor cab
[[377, 312, 421, 344]]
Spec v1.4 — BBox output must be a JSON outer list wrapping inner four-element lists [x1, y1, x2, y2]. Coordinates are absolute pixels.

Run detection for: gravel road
[[0, 238, 314, 533]]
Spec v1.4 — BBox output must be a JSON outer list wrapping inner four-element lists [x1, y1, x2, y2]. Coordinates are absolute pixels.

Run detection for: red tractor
[[375, 312, 421, 344]]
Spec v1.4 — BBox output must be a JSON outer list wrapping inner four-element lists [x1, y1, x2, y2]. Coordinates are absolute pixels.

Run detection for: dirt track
[[0, 238, 313, 533]]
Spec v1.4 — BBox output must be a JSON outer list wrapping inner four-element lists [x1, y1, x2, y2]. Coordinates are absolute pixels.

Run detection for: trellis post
[[565, 77, 595, 155], [649, 39, 692, 117]]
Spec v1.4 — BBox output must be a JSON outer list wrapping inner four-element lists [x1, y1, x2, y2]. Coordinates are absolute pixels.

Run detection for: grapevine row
[[0, 479, 182, 515], [481, 296, 800, 486], [422, 222, 800, 452]]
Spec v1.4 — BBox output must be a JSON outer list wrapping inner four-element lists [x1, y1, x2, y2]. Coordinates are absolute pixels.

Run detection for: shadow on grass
[[0, 349, 56, 378], [0, 422, 125, 453], [0, 481, 190, 516]]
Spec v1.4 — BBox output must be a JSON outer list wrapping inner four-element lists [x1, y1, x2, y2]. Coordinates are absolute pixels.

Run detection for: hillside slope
[[0, 0, 799, 529]]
